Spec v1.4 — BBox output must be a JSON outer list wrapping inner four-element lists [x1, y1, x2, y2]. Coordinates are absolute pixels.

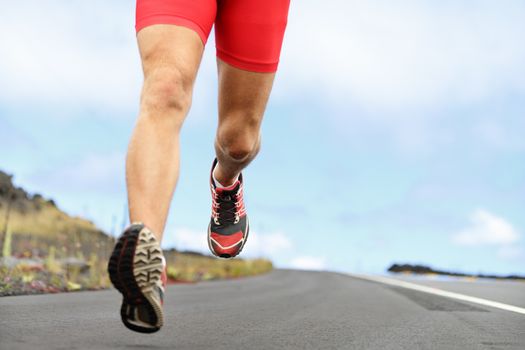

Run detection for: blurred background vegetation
[[0, 170, 272, 296]]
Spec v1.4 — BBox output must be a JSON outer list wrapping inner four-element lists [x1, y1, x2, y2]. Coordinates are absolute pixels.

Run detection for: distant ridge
[[0, 170, 57, 211], [388, 263, 525, 281]]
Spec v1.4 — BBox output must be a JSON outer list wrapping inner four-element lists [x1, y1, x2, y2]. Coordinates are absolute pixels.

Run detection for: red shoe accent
[[160, 268, 167, 305], [210, 231, 244, 255]]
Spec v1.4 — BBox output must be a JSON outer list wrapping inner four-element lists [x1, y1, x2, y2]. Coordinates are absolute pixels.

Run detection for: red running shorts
[[136, 0, 291, 73]]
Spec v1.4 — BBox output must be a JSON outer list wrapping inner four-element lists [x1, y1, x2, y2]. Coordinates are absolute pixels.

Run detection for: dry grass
[[166, 252, 273, 281], [0, 200, 102, 239], [0, 191, 272, 296], [0, 243, 272, 295]]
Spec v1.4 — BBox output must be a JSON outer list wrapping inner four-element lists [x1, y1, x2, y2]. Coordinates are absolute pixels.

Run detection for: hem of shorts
[[136, 15, 208, 45], [216, 49, 279, 73]]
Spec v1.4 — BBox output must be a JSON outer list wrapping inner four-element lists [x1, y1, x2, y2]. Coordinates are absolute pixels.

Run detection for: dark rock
[[387, 263, 525, 281]]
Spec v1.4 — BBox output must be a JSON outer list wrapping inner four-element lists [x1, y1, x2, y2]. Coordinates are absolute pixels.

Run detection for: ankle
[[213, 163, 239, 188]]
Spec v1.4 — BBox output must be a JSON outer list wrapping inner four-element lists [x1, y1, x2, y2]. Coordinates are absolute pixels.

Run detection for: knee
[[140, 67, 193, 125], [216, 113, 262, 161]]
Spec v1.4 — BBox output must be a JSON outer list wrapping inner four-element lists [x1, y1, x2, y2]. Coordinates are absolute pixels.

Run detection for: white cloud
[[277, 0, 525, 112], [2, 0, 524, 153], [3, 1, 524, 116], [272, 1, 525, 155], [0, 1, 140, 112], [452, 209, 520, 246], [0, 1, 218, 118], [290, 256, 326, 271]]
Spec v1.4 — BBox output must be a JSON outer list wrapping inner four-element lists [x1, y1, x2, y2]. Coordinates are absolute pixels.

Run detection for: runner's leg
[[127, 25, 204, 241], [213, 60, 275, 186]]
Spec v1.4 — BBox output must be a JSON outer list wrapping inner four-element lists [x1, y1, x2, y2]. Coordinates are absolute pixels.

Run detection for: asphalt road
[[390, 275, 525, 309], [1, 270, 524, 350]]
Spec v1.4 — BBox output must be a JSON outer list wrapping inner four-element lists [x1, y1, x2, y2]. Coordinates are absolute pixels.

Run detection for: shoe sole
[[107, 224, 164, 333], [207, 217, 250, 260]]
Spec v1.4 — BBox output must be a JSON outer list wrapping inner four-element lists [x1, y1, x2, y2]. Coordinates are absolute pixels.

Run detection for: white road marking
[[347, 273, 525, 315]]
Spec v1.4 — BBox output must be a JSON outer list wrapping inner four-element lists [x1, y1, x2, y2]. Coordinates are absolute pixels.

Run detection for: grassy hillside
[[0, 170, 272, 296], [0, 170, 115, 262]]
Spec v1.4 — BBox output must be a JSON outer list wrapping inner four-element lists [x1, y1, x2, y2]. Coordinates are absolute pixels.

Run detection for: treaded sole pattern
[[107, 223, 164, 333]]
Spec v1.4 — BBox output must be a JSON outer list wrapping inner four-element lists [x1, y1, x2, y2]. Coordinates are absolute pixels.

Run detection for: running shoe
[[208, 158, 249, 258], [107, 222, 166, 333]]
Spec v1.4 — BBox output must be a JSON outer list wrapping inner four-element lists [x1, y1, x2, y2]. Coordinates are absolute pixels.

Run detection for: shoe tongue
[[215, 182, 239, 224]]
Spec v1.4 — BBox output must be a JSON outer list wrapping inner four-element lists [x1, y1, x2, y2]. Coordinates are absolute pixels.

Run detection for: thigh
[[215, 0, 291, 73], [137, 24, 204, 75], [217, 59, 275, 129], [137, 25, 204, 102]]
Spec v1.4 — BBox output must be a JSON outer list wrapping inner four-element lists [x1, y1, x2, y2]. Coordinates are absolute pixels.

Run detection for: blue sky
[[1, 0, 524, 274]]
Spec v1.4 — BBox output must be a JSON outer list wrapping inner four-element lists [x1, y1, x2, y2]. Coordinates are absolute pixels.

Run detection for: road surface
[[1, 270, 524, 349]]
